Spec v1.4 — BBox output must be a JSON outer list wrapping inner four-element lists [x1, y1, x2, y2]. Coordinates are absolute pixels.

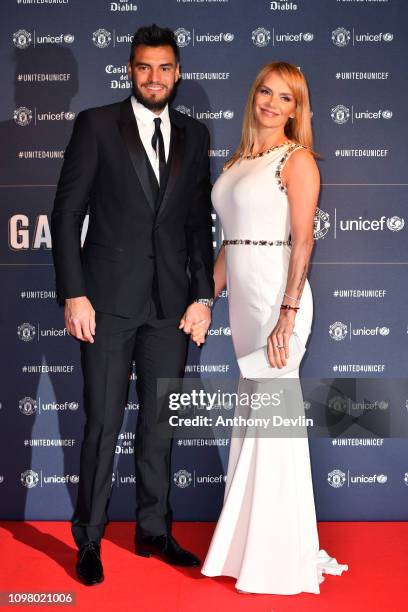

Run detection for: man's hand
[[65, 296, 96, 343], [179, 302, 211, 347]]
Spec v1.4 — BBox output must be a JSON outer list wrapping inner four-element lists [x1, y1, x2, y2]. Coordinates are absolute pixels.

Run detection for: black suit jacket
[[51, 97, 214, 318]]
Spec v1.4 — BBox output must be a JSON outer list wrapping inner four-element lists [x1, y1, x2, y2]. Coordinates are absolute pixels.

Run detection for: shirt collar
[[131, 95, 170, 130]]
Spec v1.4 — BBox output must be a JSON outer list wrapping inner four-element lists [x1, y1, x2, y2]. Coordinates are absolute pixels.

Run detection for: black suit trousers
[[71, 299, 188, 548]]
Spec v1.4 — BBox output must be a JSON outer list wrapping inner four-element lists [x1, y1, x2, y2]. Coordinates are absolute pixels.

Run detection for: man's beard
[[132, 80, 176, 112]]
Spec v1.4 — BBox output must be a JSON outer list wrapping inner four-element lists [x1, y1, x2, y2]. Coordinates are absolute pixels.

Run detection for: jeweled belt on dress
[[222, 239, 291, 246]]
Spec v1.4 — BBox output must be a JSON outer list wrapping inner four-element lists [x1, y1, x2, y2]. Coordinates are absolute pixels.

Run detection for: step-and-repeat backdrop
[[1, 0, 407, 522]]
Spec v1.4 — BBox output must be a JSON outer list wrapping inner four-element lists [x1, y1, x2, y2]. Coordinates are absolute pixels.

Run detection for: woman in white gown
[[193, 62, 348, 594]]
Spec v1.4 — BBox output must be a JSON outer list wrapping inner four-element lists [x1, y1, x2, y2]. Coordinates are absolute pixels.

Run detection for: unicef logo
[[173, 469, 192, 488], [223, 327, 231, 335], [13, 29, 32, 49], [19, 397, 38, 416], [379, 327, 390, 336], [69, 475, 79, 484], [21, 470, 39, 489], [17, 322, 36, 342], [92, 29, 112, 48], [387, 216, 404, 231], [328, 395, 348, 414], [303, 400, 311, 410], [223, 33, 234, 42], [64, 112, 76, 120], [14, 107, 33, 127], [332, 27, 351, 47], [404, 473, 408, 486], [331, 104, 350, 124], [329, 321, 348, 341], [378, 401, 388, 410], [313, 207, 331, 240], [223, 110, 234, 120], [64, 34, 75, 44], [327, 469, 346, 488], [382, 110, 392, 119], [377, 474, 387, 484], [303, 33, 314, 42], [68, 402, 79, 411], [252, 27, 271, 48], [383, 33, 393, 42], [175, 105, 192, 116], [174, 28, 191, 47]]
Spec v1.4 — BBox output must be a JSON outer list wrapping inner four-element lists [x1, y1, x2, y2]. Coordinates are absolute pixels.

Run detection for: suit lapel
[[157, 111, 186, 218], [117, 98, 156, 213]]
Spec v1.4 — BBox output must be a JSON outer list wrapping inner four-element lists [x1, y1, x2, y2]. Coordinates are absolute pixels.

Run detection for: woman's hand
[[179, 302, 211, 347], [267, 310, 296, 368], [190, 319, 209, 347]]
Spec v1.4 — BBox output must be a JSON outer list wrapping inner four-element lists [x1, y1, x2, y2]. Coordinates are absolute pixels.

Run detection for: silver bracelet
[[194, 298, 214, 309], [284, 292, 300, 303]]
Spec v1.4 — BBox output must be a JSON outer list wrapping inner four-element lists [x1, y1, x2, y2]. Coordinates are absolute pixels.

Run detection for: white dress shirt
[[130, 95, 171, 184]]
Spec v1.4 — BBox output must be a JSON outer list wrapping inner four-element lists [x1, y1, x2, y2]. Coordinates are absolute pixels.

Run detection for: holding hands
[[65, 296, 214, 347], [179, 301, 212, 347]]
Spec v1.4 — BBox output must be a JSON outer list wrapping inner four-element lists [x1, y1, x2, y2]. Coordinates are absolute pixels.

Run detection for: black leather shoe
[[135, 533, 201, 567], [76, 541, 104, 585]]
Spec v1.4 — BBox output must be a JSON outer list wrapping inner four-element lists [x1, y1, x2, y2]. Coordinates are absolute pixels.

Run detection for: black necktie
[[151, 117, 166, 188]]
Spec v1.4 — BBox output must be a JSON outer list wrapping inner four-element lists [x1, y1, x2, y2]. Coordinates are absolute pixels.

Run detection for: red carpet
[[0, 521, 405, 611]]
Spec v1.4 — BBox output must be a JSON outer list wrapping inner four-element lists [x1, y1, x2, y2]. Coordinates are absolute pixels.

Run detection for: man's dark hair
[[129, 24, 180, 64]]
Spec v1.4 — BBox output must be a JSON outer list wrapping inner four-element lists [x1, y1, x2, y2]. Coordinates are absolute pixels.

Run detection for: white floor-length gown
[[201, 142, 348, 594]]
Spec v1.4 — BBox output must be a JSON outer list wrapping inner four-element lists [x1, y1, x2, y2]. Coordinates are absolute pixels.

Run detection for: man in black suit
[[51, 24, 214, 585]]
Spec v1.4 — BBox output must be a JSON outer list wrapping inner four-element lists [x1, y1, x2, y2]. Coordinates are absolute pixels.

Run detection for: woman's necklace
[[244, 140, 292, 160]]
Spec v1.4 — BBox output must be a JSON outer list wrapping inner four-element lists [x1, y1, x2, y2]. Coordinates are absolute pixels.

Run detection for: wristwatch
[[194, 298, 214, 309]]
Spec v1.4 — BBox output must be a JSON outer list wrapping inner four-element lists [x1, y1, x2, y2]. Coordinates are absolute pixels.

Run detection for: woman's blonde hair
[[225, 61, 318, 169]]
